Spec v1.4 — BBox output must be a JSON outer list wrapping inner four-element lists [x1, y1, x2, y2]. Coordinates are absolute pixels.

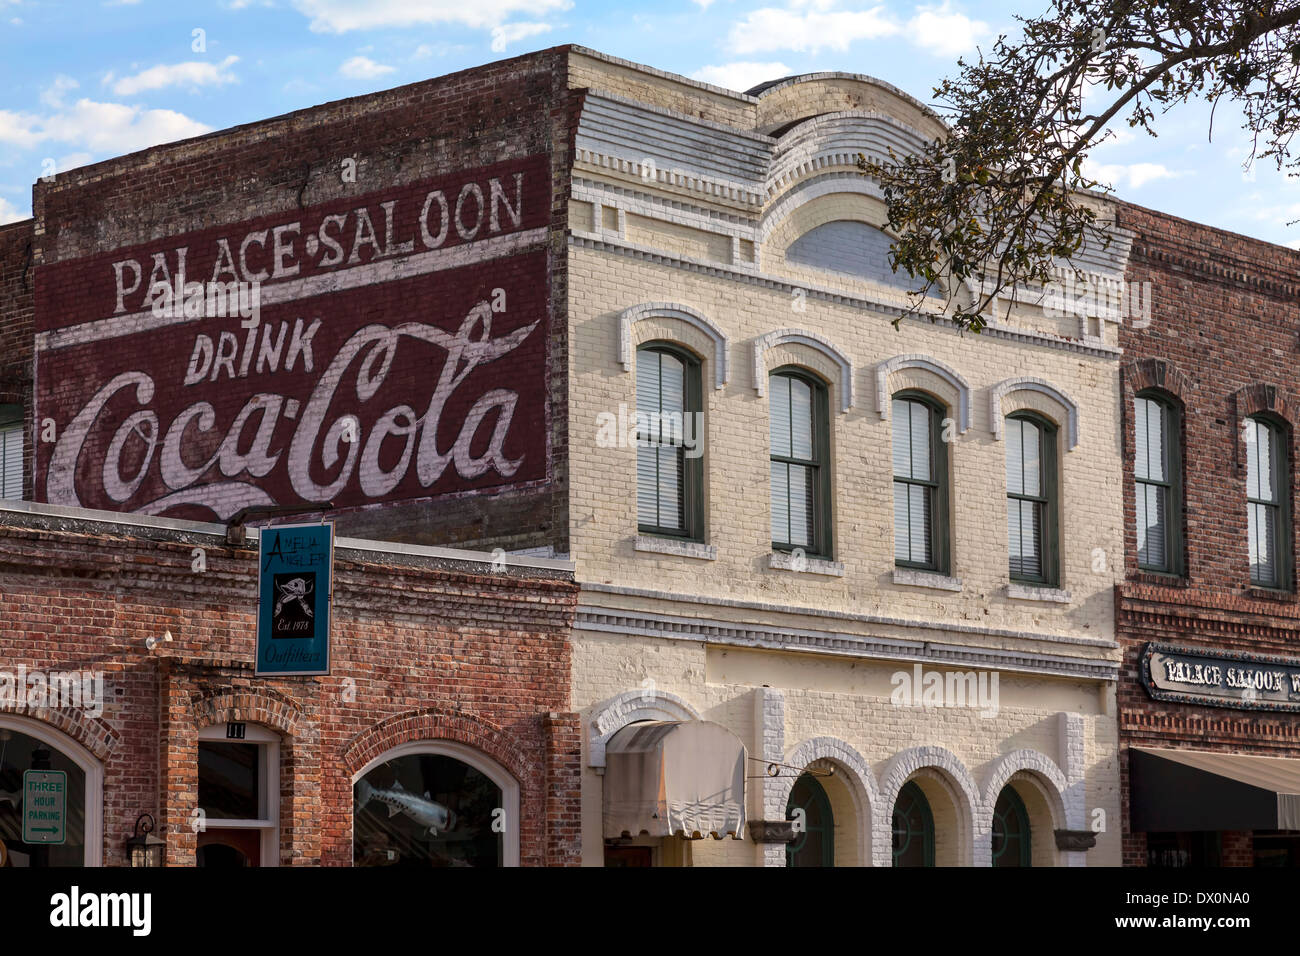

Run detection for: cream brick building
[[562, 48, 1129, 867]]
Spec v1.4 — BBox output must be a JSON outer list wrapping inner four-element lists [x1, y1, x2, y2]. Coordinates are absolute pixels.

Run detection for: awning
[[603, 720, 746, 840], [1130, 747, 1300, 831]]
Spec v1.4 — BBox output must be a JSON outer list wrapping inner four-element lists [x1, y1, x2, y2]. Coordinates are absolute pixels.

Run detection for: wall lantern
[[126, 813, 166, 867]]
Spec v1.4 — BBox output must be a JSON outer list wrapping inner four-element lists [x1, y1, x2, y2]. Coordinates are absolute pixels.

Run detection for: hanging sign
[[256, 522, 333, 676]]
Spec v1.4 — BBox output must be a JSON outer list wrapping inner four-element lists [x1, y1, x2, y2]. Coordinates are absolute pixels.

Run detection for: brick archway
[[342, 706, 532, 784], [0, 701, 117, 762]]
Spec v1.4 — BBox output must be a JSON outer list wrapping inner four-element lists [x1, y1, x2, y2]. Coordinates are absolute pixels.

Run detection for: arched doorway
[[786, 773, 833, 867], [992, 785, 1032, 867], [352, 741, 520, 867], [0, 716, 102, 867], [892, 780, 934, 867]]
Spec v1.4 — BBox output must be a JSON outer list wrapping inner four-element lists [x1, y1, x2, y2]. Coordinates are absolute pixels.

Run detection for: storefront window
[[991, 786, 1031, 867], [0, 726, 88, 867], [892, 780, 934, 867], [785, 773, 833, 867], [196, 724, 278, 867], [1146, 831, 1221, 867], [354, 752, 504, 867]]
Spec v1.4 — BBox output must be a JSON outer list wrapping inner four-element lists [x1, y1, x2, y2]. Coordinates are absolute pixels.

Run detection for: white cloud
[[41, 75, 79, 109], [692, 61, 792, 92], [1083, 159, 1182, 190], [0, 99, 211, 155], [292, 0, 571, 33], [728, 3, 898, 54], [907, 2, 989, 56], [0, 197, 28, 225], [111, 56, 240, 95], [1286, 238, 1300, 250], [490, 21, 551, 52], [339, 55, 395, 79], [0, 110, 46, 149]]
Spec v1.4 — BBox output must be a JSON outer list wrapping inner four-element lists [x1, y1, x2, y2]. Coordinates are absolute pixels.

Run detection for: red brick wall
[[0, 509, 580, 866], [1116, 201, 1300, 866], [26, 47, 581, 553]]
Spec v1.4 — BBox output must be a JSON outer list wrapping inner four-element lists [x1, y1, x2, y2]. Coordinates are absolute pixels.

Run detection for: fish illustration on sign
[[274, 577, 314, 619], [357, 778, 457, 835]]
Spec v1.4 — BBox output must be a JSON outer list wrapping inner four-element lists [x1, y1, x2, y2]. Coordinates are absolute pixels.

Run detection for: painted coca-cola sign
[[34, 155, 550, 522]]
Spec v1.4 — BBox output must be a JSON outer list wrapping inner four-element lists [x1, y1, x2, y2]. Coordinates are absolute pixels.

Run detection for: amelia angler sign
[[32, 155, 550, 523], [257, 522, 334, 676], [1141, 642, 1300, 712]]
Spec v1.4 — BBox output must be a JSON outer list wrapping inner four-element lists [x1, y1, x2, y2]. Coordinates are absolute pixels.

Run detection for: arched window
[[769, 367, 831, 557], [892, 780, 934, 867], [991, 785, 1031, 867], [1006, 413, 1059, 585], [1246, 415, 1292, 589], [352, 741, 519, 867], [0, 718, 101, 867], [786, 773, 833, 867], [636, 344, 704, 540], [1134, 391, 1182, 574], [892, 391, 950, 573]]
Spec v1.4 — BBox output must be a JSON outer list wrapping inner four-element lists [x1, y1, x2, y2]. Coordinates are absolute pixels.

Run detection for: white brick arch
[[771, 736, 880, 866], [990, 377, 1080, 450], [587, 688, 700, 769], [876, 354, 973, 433], [877, 746, 980, 867], [753, 328, 854, 412], [618, 302, 729, 390], [981, 750, 1071, 867]]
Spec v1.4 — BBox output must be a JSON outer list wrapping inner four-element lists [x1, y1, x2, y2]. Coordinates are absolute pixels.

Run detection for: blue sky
[[1, 0, 1298, 250]]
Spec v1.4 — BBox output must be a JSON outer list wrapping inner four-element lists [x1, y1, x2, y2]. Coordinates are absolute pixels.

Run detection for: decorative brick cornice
[[1129, 240, 1300, 300]]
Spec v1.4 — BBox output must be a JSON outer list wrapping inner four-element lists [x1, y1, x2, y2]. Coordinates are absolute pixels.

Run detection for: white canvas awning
[[603, 720, 746, 840]]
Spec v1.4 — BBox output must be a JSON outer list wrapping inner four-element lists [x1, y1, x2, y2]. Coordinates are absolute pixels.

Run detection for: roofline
[[0, 499, 575, 573]]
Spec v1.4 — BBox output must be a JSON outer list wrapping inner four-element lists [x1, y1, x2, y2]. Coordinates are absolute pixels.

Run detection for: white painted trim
[[0, 714, 103, 867], [753, 328, 854, 412], [893, 568, 963, 592], [876, 354, 973, 433], [990, 377, 1081, 450], [588, 689, 700, 769], [634, 535, 717, 561], [618, 302, 729, 389], [198, 723, 279, 867], [351, 739, 521, 867]]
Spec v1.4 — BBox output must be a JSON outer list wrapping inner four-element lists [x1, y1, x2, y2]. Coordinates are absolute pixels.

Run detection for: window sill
[[1244, 586, 1298, 603], [634, 535, 717, 561], [1130, 569, 1189, 587], [769, 551, 844, 576], [1006, 582, 1071, 604], [893, 568, 962, 592]]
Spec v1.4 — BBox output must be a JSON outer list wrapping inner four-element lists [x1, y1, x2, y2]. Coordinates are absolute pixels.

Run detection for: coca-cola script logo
[[36, 255, 549, 522]]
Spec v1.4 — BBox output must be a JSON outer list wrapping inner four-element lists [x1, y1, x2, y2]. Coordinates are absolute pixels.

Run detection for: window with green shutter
[[769, 367, 831, 557], [636, 344, 703, 540], [1134, 392, 1182, 574], [892, 391, 949, 573], [1006, 413, 1058, 585], [1246, 415, 1291, 589]]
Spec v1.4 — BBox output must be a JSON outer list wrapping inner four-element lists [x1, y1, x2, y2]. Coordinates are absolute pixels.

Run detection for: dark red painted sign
[[34, 156, 551, 521]]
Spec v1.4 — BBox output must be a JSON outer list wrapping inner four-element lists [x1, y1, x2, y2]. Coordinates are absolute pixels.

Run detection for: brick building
[[0, 46, 1142, 867], [0, 500, 578, 866], [1116, 203, 1300, 867]]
